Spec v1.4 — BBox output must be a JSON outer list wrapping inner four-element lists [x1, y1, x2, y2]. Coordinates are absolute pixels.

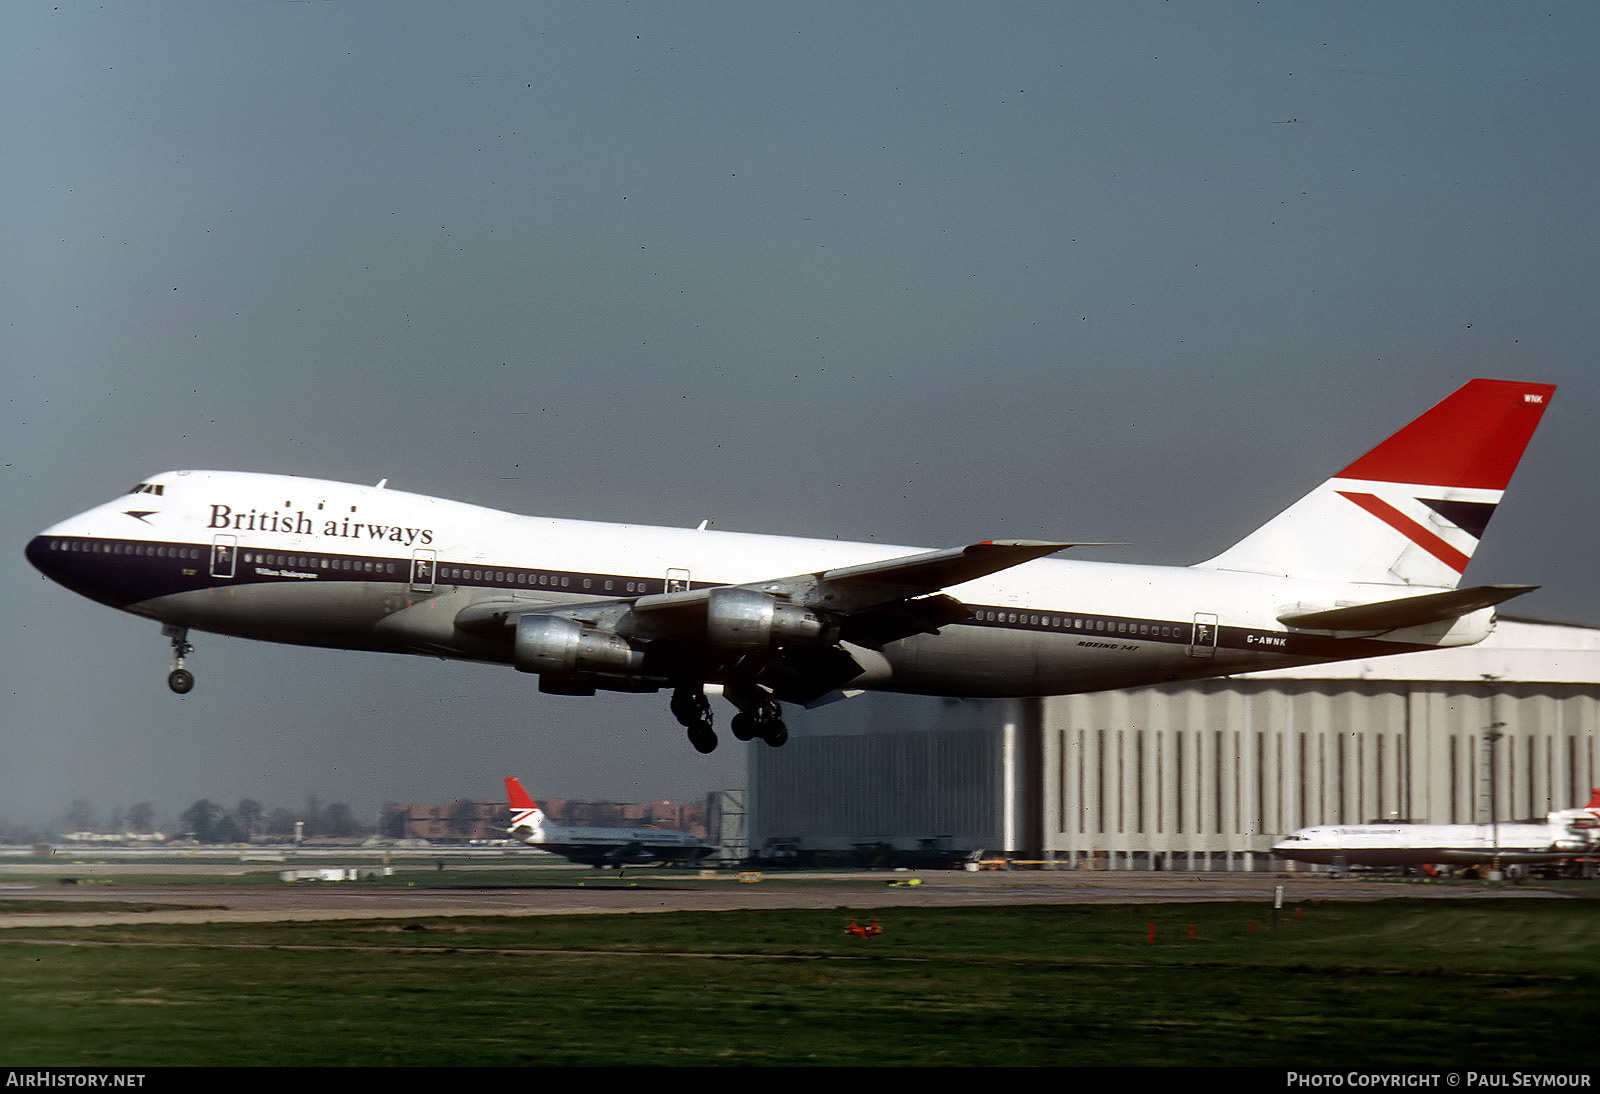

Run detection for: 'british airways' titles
[[208, 504, 434, 546]]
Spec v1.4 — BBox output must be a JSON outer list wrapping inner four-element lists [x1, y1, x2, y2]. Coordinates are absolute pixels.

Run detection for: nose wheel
[[163, 625, 195, 695]]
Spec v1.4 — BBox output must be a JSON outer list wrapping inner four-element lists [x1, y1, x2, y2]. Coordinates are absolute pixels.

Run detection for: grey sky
[[5, 2, 1596, 831]]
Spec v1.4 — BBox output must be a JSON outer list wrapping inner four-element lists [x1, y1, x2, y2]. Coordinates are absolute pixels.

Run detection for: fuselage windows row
[[436, 567, 654, 595], [46, 539, 655, 592], [240, 552, 395, 575], [47, 539, 392, 574], [47, 539, 199, 560], [443, 567, 571, 588], [974, 608, 1184, 639]]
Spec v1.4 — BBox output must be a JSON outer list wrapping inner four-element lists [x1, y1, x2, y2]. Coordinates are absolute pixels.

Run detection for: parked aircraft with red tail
[[503, 776, 714, 866]]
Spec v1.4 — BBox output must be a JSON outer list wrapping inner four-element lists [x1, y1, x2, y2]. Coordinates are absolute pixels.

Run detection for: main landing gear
[[671, 684, 716, 754], [729, 703, 787, 747], [727, 681, 788, 748], [162, 624, 194, 695], [670, 681, 790, 753]]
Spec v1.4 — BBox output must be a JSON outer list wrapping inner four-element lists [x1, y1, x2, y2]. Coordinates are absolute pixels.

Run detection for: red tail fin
[[1200, 378, 1555, 587], [1338, 379, 1554, 490], [504, 776, 538, 811]]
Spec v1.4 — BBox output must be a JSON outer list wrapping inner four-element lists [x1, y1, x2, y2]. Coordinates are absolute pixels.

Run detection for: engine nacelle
[[513, 614, 647, 678], [705, 587, 829, 655]]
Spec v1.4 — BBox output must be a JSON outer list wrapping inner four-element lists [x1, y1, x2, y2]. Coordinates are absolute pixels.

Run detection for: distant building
[[545, 798, 709, 837], [59, 831, 168, 844], [749, 619, 1600, 869], [383, 796, 710, 842], [384, 800, 502, 842]]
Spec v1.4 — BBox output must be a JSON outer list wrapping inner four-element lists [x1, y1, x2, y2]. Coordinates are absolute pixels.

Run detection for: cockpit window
[[126, 483, 165, 496]]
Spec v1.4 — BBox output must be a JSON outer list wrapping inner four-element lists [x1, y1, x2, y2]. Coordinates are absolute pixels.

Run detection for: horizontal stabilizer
[[1278, 584, 1538, 632]]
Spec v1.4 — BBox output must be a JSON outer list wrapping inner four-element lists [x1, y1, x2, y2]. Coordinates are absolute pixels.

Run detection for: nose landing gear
[[163, 624, 194, 695]]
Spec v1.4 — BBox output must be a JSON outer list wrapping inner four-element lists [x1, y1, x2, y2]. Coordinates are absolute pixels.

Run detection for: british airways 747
[[503, 776, 715, 867], [26, 379, 1553, 754]]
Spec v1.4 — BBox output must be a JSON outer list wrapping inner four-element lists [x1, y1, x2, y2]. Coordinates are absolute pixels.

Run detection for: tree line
[[39, 795, 369, 843]]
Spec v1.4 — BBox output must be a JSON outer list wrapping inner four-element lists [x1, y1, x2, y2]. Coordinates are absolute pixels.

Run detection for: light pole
[[1482, 673, 1505, 869]]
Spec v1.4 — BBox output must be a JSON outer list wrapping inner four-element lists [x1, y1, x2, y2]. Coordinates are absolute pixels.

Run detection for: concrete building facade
[[749, 620, 1600, 869]]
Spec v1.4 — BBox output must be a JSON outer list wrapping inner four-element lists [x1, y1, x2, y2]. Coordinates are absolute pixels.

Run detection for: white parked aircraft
[[26, 379, 1553, 754], [1273, 790, 1600, 869], [503, 776, 715, 867]]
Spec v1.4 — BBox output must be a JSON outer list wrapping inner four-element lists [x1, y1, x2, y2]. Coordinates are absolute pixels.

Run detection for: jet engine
[[704, 587, 830, 654], [513, 614, 647, 678]]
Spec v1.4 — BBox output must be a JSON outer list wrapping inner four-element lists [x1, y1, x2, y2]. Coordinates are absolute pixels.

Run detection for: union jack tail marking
[[1201, 379, 1554, 588]]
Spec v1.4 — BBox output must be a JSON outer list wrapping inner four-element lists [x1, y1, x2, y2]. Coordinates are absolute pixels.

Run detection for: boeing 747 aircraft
[[1273, 790, 1600, 870], [503, 776, 715, 867], [26, 379, 1553, 754]]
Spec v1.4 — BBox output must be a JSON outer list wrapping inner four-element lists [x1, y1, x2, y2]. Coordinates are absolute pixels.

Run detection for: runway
[[0, 866, 1563, 929]]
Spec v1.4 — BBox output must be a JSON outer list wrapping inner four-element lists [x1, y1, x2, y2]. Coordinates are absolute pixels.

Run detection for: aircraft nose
[[25, 532, 138, 609], [27, 531, 94, 599], [25, 534, 60, 579]]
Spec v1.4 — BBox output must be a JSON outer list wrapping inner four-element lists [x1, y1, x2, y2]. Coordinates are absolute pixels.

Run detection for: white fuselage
[[26, 469, 1492, 701], [1273, 813, 1600, 867]]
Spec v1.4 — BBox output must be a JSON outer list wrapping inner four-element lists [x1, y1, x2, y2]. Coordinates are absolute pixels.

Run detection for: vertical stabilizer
[[1551, 790, 1600, 844], [1198, 379, 1554, 586], [504, 776, 549, 841]]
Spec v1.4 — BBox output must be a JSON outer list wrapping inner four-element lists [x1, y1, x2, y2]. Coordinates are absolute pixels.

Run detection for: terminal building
[[745, 619, 1600, 869]]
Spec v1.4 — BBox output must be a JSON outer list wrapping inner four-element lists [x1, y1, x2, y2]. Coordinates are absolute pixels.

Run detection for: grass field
[[3, 898, 1598, 1067]]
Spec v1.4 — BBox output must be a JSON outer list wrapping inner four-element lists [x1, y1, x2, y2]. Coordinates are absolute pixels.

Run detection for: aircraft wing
[[801, 539, 1089, 606], [458, 539, 1089, 638], [633, 538, 1088, 626], [453, 539, 1090, 701]]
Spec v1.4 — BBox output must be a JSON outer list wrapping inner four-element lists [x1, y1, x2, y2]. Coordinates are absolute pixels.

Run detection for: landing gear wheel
[[672, 684, 717, 753], [162, 624, 194, 696], [725, 678, 791, 747], [670, 684, 711, 727], [687, 724, 718, 754]]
